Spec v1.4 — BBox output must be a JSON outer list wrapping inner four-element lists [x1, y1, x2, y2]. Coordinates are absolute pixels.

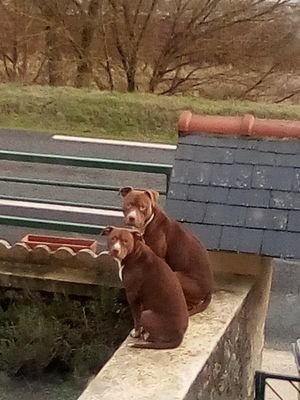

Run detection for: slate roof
[[165, 133, 300, 259]]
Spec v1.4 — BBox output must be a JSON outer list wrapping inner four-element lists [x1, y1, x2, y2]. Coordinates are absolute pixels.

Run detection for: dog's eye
[[123, 239, 128, 244], [111, 236, 117, 242], [140, 205, 145, 211], [127, 203, 132, 209]]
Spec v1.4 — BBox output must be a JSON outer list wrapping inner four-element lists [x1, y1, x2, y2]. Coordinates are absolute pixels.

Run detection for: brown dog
[[120, 187, 213, 316], [102, 226, 188, 349]]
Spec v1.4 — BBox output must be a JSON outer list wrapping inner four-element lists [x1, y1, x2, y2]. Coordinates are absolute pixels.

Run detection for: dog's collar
[[141, 213, 155, 235]]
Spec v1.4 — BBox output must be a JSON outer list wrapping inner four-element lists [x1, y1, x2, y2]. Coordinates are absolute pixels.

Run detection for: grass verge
[[1, 84, 300, 144]]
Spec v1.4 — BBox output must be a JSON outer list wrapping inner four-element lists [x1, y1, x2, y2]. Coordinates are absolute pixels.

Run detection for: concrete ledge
[[78, 265, 272, 400]]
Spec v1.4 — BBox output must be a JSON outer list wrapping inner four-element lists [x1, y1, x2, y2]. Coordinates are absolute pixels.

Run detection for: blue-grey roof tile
[[192, 147, 235, 163], [292, 170, 300, 192], [186, 162, 212, 185], [262, 231, 300, 258], [211, 164, 253, 188], [168, 183, 189, 200], [245, 208, 288, 230], [241, 139, 259, 149], [270, 191, 300, 210], [166, 134, 300, 259], [237, 228, 264, 253], [287, 211, 300, 232], [175, 144, 195, 161], [171, 160, 189, 183], [214, 136, 258, 149], [186, 223, 222, 249], [220, 227, 263, 253], [204, 204, 246, 226], [172, 161, 212, 185], [252, 166, 294, 191], [179, 134, 218, 146], [166, 199, 207, 223], [219, 226, 240, 252], [188, 185, 229, 203], [235, 149, 275, 165], [275, 154, 300, 168], [257, 139, 299, 154], [227, 188, 269, 207], [180, 134, 238, 148], [180, 134, 259, 149]]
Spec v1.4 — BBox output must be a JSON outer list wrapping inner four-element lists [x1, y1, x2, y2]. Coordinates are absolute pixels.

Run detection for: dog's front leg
[[131, 302, 143, 338], [126, 290, 143, 338]]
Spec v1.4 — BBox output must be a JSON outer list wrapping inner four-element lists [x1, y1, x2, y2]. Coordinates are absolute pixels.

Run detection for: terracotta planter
[[178, 111, 300, 138], [21, 234, 97, 252]]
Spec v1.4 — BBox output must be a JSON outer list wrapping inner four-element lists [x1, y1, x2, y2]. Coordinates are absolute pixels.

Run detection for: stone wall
[[78, 261, 272, 400], [191, 262, 272, 400]]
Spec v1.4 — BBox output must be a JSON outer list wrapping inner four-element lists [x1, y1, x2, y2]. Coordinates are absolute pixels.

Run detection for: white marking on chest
[[113, 257, 125, 281], [119, 264, 125, 281]]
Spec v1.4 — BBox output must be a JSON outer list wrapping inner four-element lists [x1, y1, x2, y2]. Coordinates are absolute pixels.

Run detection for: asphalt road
[[0, 129, 176, 246]]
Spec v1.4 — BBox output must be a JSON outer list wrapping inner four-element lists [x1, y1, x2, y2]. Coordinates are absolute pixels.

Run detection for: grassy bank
[[1, 84, 300, 144]]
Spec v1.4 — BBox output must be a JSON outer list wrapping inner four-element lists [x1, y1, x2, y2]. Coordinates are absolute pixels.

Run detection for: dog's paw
[[130, 328, 141, 338], [142, 332, 150, 341]]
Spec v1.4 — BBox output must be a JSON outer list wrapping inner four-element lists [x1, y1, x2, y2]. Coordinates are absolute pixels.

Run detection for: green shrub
[[0, 288, 131, 378]]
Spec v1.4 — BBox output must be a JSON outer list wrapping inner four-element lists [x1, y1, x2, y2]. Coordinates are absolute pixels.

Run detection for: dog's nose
[[111, 248, 119, 257], [128, 216, 136, 223]]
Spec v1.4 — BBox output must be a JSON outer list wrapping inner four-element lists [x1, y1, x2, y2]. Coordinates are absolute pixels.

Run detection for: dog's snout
[[110, 240, 122, 258], [126, 210, 137, 225], [111, 248, 120, 256]]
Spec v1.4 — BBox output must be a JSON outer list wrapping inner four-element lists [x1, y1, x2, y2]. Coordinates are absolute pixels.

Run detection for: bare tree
[[33, 0, 65, 86], [0, 0, 299, 103], [147, 0, 290, 94], [71, 0, 102, 87], [275, 87, 300, 103], [0, 0, 37, 81], [97, 1, 114, 90], [107, 0, 158, 92]]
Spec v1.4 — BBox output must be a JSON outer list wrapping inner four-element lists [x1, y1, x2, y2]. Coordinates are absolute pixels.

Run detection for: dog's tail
[[188, 292, 212, 316], [128, 338, 182, 350]]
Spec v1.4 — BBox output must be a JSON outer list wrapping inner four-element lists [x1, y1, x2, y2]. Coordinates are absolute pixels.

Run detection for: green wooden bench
[[0, 150, 172, 234]]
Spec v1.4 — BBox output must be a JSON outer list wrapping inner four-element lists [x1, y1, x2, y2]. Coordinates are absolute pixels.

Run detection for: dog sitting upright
[[120, 186, 213, 316], [102, 226, 188, 349]]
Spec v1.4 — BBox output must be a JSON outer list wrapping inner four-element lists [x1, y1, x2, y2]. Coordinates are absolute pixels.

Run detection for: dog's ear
[[101, 226, 114, 236], [119, 186, 134, 197], [145, 190, 159, 206]]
